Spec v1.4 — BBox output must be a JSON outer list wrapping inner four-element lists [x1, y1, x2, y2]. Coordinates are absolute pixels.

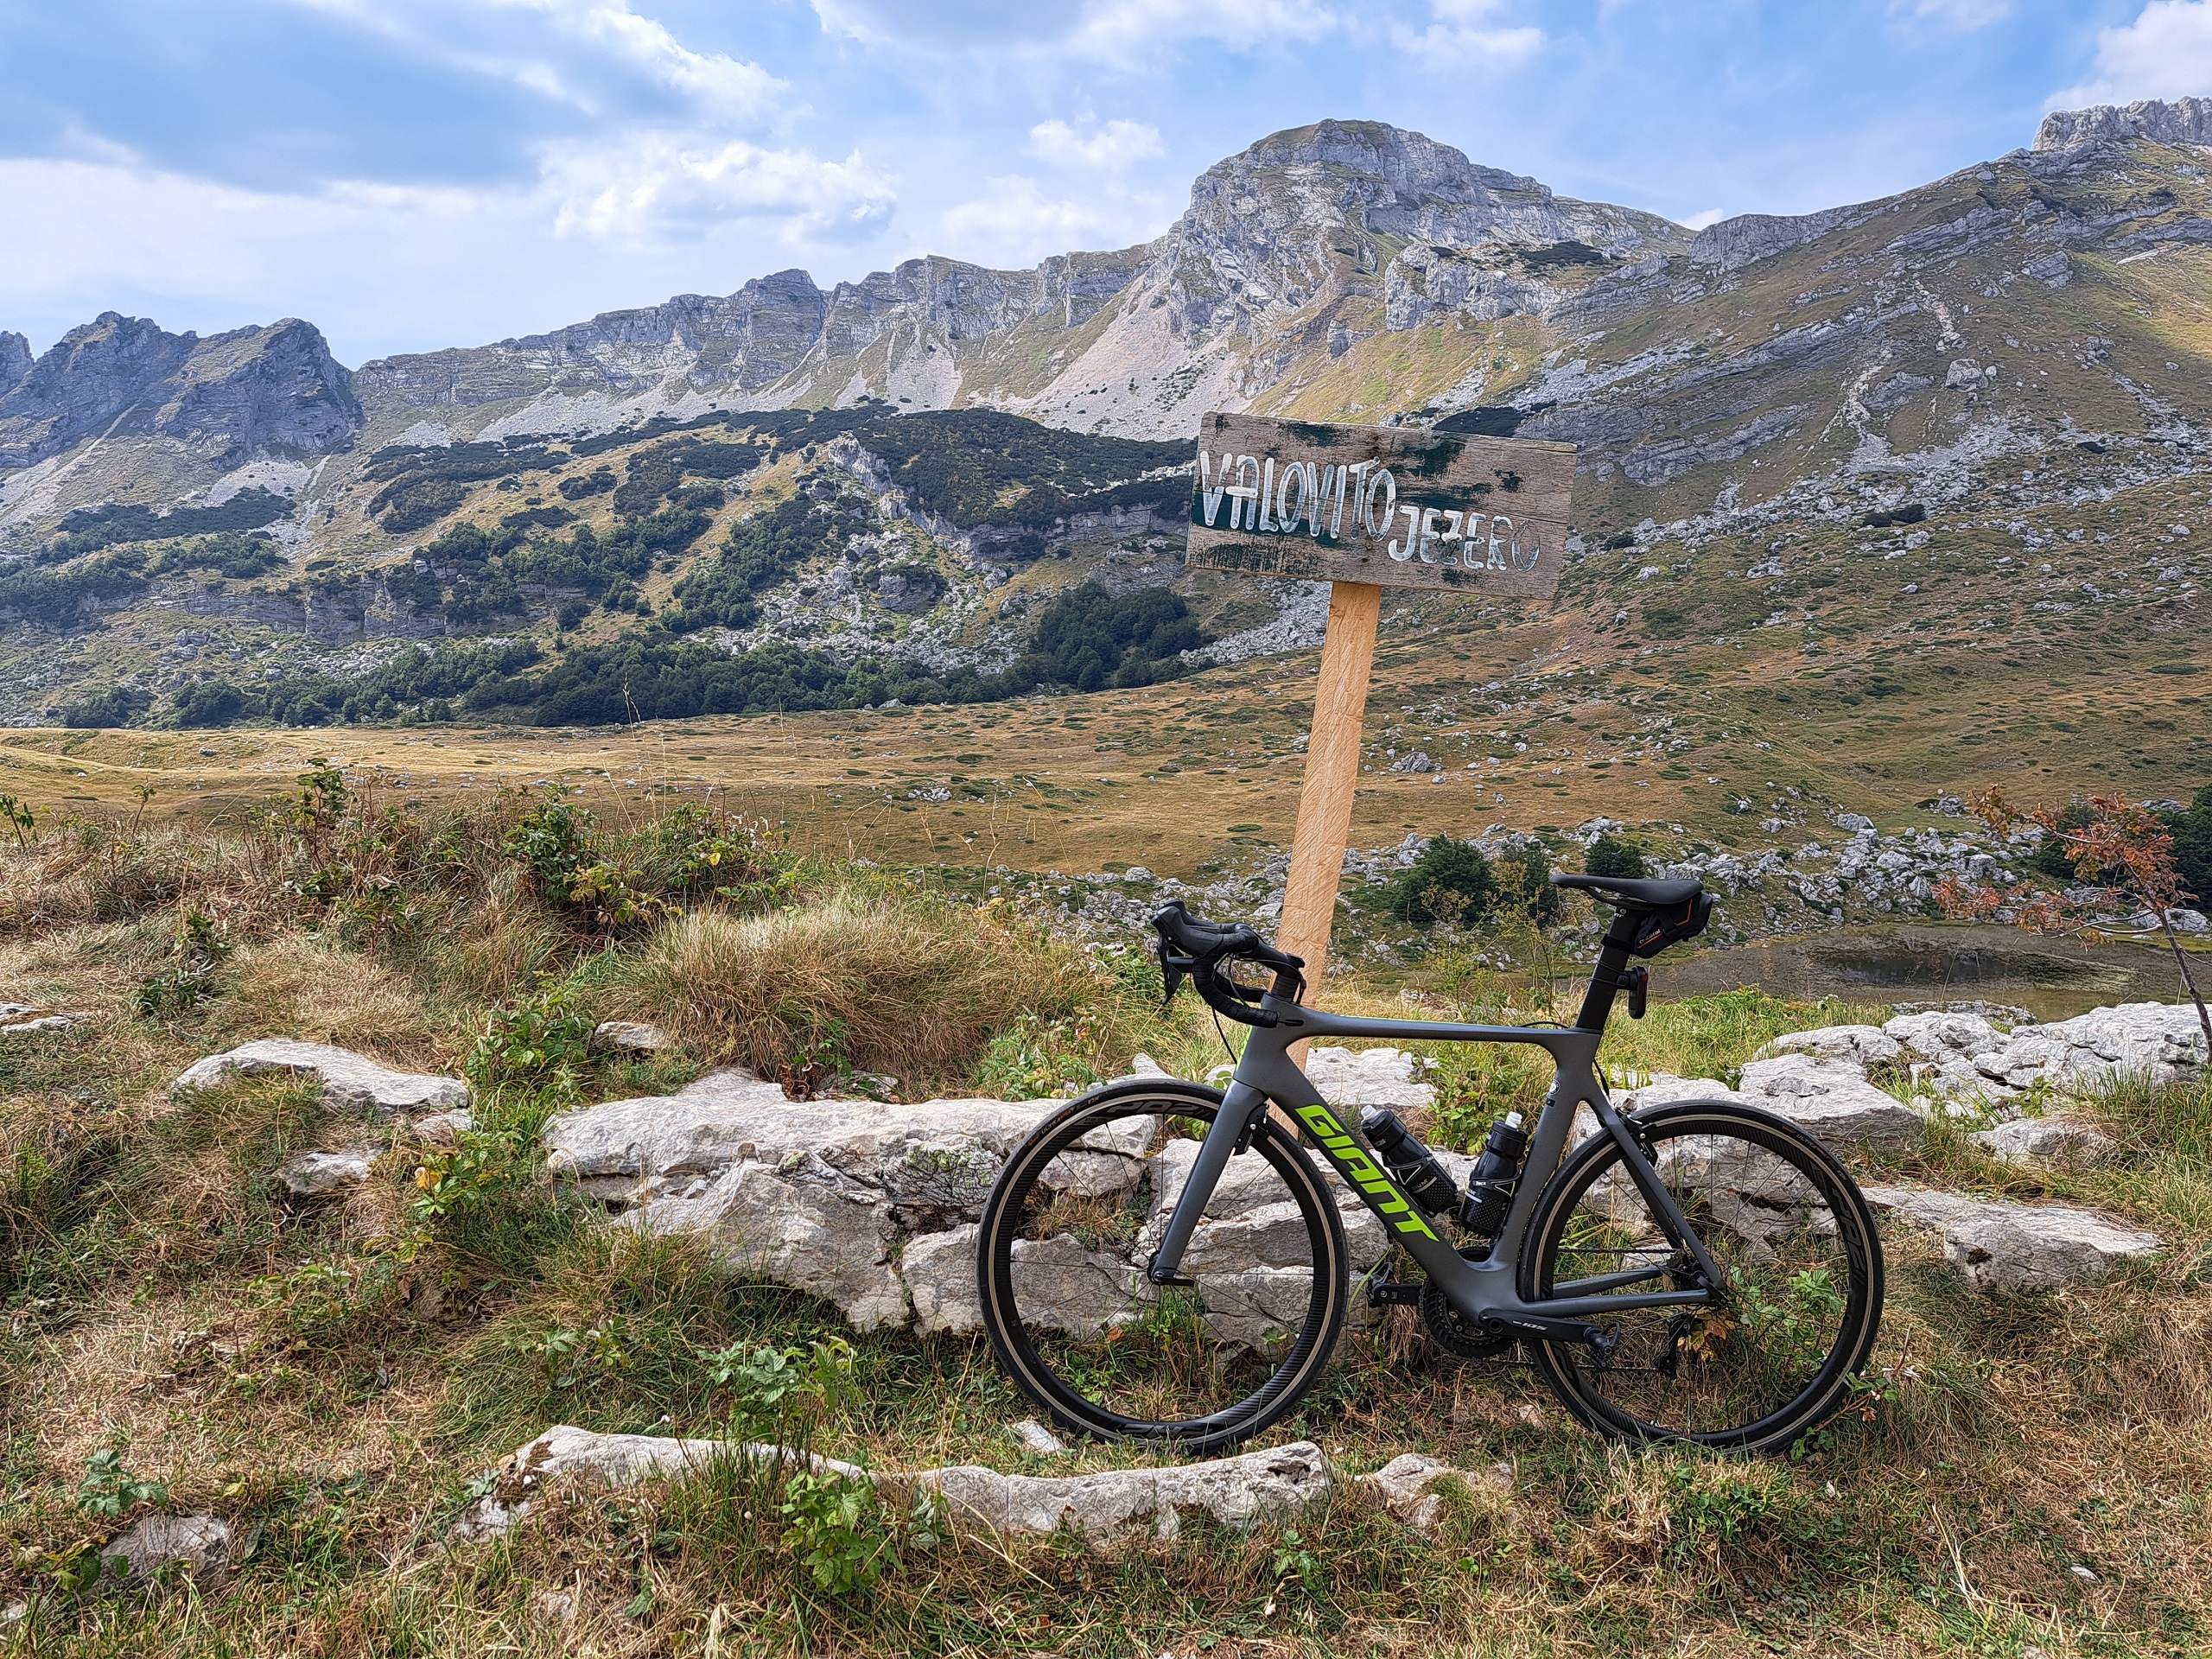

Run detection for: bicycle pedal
[[1364, 1268, 1424, 1308]]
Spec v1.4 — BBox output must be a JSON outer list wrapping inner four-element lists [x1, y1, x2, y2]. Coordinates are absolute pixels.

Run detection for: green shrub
[[1390, 837, 1495, 930], [1585, 830, 1649, 880]]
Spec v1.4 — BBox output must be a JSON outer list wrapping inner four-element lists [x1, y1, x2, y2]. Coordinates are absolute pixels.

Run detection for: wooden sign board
[[1184, 412, 1573, 601], [1179, 412, 1578, 1022]]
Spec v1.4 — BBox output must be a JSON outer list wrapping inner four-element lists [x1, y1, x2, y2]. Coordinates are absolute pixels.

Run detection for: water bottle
[[1458, 1111, 1528, 1236], [1358, 1108, 1460, 1216]]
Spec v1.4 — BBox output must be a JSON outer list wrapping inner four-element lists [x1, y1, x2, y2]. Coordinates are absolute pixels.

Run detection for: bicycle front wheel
[[976, 1080, 1349, 1454], [1522, 1100, 1884, 1452]]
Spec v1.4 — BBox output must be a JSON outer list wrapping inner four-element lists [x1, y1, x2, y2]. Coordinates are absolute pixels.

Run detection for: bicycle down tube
[[1144, 1006, 1723, 1347]]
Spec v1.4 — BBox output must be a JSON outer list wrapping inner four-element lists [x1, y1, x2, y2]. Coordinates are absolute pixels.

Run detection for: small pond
[[1658, 922, 2195, 1023]]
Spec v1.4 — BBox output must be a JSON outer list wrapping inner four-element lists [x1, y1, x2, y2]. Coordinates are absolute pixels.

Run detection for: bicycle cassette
[[1420, 1281, 1518, 1360]]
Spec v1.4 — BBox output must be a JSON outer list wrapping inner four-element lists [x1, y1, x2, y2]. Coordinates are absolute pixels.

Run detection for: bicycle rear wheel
[[976, 1080, 1349, 1454], [1522, 1101, 1883, 1453]]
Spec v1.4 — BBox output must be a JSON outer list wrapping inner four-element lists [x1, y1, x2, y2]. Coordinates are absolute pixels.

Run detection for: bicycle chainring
[[1420, 1281, 1518, 1360]]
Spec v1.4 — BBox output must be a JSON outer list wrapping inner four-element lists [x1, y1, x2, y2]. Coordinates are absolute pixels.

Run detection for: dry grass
[[606, 881, 1140, 1090], [2, 799, 2211, 1656]]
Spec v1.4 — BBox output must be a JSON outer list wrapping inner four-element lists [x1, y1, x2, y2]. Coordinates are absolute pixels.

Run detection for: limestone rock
[[542, 1080, 1055, 1210], [0, 1004, 99, 1037], [1970, 1116, 2113, 1167], [1970, 1002, 2206, 1092], [471, 1427, 1343, 1549], [1012, 1419, 1068, 1456], [1303, 1045, 1434, 1110], [1885, 1010, 2005, 1065], [452, 1427, 871, 1539], [2036, 97, 2212, 151], [902, 1223, 983, 1336], [1615, 1075, 1743, 1111], [276, 1150, 372, 1196], [101, 1515, 231, 1587], [173, 1039, 466, 1115], [633, 1160, 909, 1330], [594, 1020, 671, 1052], [412, 1109, 474, 1149], [1735, 1053, 1924, 1147], [923, 1440, 1333, 1546], [1757, 1025, 1900, 1067], [1356, 1453, 1511, 1530], [1864, 1185, 2158, 1290], [514, 1424, 869, 1489]]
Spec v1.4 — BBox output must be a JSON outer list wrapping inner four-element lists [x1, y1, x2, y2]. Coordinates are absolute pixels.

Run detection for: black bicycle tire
[[1520, 1099, 1885, 1454], [976, 1078, 1349, 1454]]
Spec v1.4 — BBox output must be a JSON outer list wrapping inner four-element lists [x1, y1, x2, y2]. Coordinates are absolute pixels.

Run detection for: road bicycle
[[976, 874, 1884, 1454]]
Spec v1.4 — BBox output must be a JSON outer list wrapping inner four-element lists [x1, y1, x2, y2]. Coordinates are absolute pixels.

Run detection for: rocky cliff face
[[0, 314, 359, 472], [2037, 97, 2212, 151], [0, 333, 30, 400]]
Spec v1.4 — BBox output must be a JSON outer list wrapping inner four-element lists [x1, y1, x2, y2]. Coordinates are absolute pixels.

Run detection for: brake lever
[[1158, 940, 1192, 1007]]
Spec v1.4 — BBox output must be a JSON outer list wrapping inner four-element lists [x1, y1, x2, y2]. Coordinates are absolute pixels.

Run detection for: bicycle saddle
[[1549, 873, 1704, 909]]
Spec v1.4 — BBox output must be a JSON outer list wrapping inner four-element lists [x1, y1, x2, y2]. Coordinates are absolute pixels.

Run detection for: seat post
[[1573, 906, 1644, 1032]]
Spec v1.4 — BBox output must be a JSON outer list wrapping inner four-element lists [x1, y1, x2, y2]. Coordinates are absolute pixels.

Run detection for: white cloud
[[1388, 0, 1542, 68], [940, 176, 1112, 262], [543, 131, 895, 243], [813, 0, 1337, 60], [2054, 0, 2212, 106], [1681, 207, 1726, 230], [289, 0, 790, 121], [1028, 118, 1166, 171], [1886, 0, 2012, 28]]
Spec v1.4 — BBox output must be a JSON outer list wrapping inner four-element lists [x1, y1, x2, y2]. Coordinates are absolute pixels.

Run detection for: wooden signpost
[[1185, 411, 1576, 1006]]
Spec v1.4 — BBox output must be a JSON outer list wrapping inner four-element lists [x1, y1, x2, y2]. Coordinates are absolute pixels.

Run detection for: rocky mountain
[[0, 103, 2206, 731]]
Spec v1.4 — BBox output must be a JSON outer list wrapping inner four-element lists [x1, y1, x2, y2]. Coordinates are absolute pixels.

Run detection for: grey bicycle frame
[[1145, 995, 1726, 1347]]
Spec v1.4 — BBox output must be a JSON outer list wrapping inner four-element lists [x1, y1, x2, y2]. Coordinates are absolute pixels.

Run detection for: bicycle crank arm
[[1478, 1311, 1615, 1353]]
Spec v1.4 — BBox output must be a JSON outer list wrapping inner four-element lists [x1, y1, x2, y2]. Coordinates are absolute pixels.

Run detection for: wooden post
[[1275, 580, 1382, 1011]]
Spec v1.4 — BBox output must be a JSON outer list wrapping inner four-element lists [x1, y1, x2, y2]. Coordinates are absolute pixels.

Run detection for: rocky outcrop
[[541, 1052, 1402, 1333], [171, 1039, 466, 1114], [0, 334, 29, 400], [1866, 1186, 2158, 1290], [2036, 99, 2212, 152], [1889, 1002, 2207, 1103], [0, 314, 358, 471], [1969, 1116, 2113, 1166]]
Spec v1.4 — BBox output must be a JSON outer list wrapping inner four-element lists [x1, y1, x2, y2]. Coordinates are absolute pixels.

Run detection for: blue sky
[[1, 0, 2207, 365]]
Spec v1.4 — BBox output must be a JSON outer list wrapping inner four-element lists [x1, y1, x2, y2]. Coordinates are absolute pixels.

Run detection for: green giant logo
[[1290, 1103, 1440, 1241]]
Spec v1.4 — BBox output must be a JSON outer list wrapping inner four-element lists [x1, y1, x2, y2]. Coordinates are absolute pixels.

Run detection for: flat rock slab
[[1356, 1453, 1513, 1530], [174, 1039, 466, 1115], [0, 1004, 100, 1037], [594, 1020, 671, 1052], [277, 1150, 372, 1196], [467, 1427, 1340, 1550], [1735, 1053, 1925, 1148], [101, 1515, 232, 1586], [925, 1440, 1334, 1546], [452, 1427, 869, 1540], [1970, 1116, 2114, 1166], [1865, 1185, 2159, 1291], [1303, 1046, 1434, 1110]]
